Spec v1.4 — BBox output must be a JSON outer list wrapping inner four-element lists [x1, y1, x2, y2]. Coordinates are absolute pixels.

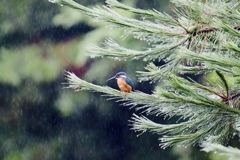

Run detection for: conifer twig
[[51, 0, 240, 149], [201, 142, 240, 160]]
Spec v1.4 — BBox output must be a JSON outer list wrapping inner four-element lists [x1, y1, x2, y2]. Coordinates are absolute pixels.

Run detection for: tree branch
[[201, 142, 240, 160], [193, 25, 240, 36]]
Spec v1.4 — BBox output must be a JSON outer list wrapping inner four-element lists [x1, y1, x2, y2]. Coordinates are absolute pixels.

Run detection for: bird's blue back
[[124, 77, 133, 88]]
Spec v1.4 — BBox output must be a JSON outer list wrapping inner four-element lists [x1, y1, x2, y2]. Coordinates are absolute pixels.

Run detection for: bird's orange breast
[[117, 78, 132, 93]]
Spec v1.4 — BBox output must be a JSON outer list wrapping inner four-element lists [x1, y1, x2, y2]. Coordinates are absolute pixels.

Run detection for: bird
[[106, 72, 133, 94]]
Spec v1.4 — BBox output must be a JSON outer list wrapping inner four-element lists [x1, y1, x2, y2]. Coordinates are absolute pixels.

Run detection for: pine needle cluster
[[50, 0, 240, 157]]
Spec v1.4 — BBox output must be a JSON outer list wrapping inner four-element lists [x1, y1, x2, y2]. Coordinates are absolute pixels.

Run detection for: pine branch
[[51, 0, 240, 149], [176, 47, 240, 75], [223, 41, 240, 54], [63, 71, 158, 101], [216, 71, 229, 98], [131, 110, 232, 148], [49, 0, 185, 42], [64, 71, 240, 115], [88, 37, 189, 61], [106, 0, 182, 27], [201, 142, 240, 160], [172, 0, 240, 22], [50, 0, 240, 69], [157, 75, 240, 115], [194, 26, 240, 35], [213, 18, 240, 38], [64, 71, 240, 147]]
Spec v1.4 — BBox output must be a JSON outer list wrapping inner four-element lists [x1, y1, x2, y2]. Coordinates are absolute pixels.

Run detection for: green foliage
[[53, 0, 240, 156], [0, 0, 58, 37], [0, 46, 61, 85], [201, 142, 240, 160]]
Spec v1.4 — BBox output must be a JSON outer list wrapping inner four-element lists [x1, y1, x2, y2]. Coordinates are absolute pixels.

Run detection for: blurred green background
[[0, 0, 225, 159]]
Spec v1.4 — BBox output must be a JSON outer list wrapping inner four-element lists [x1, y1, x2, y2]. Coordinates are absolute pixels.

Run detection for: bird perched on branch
[[106, 72, 133, 94]]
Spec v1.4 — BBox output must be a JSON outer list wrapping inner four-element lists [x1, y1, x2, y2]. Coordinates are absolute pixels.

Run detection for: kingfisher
[[106, 72, 133, 94]]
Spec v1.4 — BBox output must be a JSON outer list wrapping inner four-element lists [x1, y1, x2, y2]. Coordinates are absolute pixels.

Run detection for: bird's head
[[106, 72, 127, 82]]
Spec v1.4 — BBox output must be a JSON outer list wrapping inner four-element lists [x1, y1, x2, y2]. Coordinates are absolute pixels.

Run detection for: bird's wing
[[125, 77, 133, 88]]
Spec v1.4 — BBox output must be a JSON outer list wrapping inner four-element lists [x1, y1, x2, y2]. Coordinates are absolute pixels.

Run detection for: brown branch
[[229, 91, 240, 101], [193, 28, 217, 36], [193, 25, 240, 36], [221, 91, 240, 107], [234, 26, 240, 30]]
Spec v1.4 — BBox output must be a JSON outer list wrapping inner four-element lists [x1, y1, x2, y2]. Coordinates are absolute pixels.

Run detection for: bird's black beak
[[106, 76, 116, 82]]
